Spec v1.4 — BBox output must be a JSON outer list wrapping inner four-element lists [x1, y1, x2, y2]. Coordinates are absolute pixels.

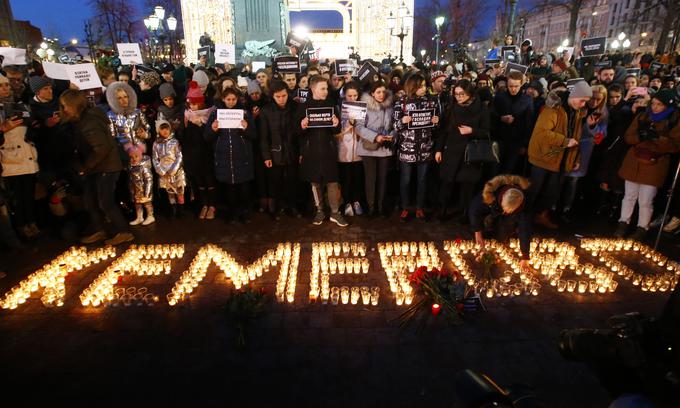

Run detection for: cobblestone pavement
[[0, 212, 674, 406]]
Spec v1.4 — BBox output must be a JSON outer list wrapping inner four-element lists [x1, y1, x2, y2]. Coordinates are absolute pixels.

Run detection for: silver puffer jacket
[[152, 136, 186, 194], [128, 155, 153, 204], [106, 81, 150, 148]]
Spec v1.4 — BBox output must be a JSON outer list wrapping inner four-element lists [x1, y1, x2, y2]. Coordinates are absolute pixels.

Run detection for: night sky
[[10, 0, 499, 43]]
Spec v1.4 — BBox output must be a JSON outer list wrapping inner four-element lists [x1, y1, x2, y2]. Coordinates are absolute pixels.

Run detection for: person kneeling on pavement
[[469, 175, 532, 269]]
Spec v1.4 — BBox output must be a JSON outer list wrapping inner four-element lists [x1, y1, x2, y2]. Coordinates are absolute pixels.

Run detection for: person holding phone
[[355, 81, 394, 218]]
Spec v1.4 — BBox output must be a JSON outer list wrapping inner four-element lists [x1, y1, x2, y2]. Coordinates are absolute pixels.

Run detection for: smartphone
[[632, 87, 648, 96]]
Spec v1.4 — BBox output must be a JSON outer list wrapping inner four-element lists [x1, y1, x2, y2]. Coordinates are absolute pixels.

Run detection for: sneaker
[[205, 206, 216, 220], [415, 209, 426, 220], [614, 221, 628, 238], [80, 230, 107, 244], [330, 212, 349, 227], [344, 203, 354, 217], [663, 216, 680, 233], [142, 215, 155, 226], [631, 227, 647, 242], [353, 202, 363, 216], [399, 210, 409, 223], [104, 232, 135, 246], [312, 211, 325, 225], [199, 206, 208, 220], [534, 210, 558, 229]]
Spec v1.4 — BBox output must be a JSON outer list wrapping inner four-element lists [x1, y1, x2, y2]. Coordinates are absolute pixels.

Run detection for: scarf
[[185, 106, 215, 126], [650, 106, 676, 123]]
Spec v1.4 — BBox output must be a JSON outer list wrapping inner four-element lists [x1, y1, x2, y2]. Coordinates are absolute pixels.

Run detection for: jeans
[[528, 166, 563, 213], [83, 171, 129, 234], [362, 156, 390, 212], [399, 161, 428, 210], [619, 180, 657, 229], [560, 176, 580, 212]]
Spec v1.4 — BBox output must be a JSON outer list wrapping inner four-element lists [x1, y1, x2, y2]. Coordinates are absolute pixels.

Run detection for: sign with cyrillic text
[[66, 63, 103, 90], [306, 107, 334, 128], [408, 109, 435, 130], [214, 44, 236, 64], [116, 43, 142, 65], [580, 37, 607, 57], [334, 59, 357, 75], [274, 56, 301, 74], [217, 109, 244, 129], [342, 101, 368, 121]]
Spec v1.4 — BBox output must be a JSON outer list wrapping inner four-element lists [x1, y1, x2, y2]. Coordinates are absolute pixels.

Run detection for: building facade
[[0, 0, 43, 48]]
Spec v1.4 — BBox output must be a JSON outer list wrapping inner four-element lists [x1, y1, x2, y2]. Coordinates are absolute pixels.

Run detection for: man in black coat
[[258, 80, 300, 219], [494, 71, 535, 175]]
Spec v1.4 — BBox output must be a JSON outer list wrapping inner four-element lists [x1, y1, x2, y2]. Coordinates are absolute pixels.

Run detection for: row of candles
[[309, 242, 376, 305], [1, 246, 116, 309], [377, 242, 441, 305], [81, 245, 185, 307], [580, 238, 678, 293]]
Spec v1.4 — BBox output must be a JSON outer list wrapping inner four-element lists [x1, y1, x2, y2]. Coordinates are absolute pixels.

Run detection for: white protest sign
[[66, 63, 103, 90], [252, 61, 266, 71], [215, 44, 236, 64], [217, 109, 244, 129], [42, 61, 70, 80], [0, 47, 26, 66], [342, 101, 367, 121], [116, 43, 143, 65]]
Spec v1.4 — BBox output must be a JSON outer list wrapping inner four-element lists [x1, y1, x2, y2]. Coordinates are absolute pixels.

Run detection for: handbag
[[464, 137, 500, 164]]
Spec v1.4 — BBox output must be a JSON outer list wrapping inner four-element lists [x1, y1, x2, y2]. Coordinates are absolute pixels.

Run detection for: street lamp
[[144, 6, 179, 63], [420, 49, 426, 62], [434, 16, 444, 66], [70, 38, 78, 45], [387, 1, 413, 63], [40, 42, 48, 50], [166, 15, 177, 31], [618, 32, 626, 41], [154, 5, 165, 20], [611, 39, 620, 49], [623, 38, 631, 48]]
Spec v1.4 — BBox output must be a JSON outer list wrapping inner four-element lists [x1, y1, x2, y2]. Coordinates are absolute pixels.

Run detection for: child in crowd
[[337, 81, 364, 216], [153, 119, 186, 217]]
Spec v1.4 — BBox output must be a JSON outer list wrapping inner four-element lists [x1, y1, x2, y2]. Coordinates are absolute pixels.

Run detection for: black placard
[[297, 88, 310, 103], [275, 55, 301, 74], [135, 64, 155, 74], [650, 62, 665, 72], [595, 60, 612, 70], [505, 62, 528, 75], [286, 32, 308, 49], [580, 37, 607, 57], [334, 59, 356, 75], [484, 58, 501, 68], [407, 109, 435, 130], [501, 46, 518, 63], [306, 107, 335, 128], [357, 62, 379, 84], [626, 68, 641, 77], [197, 46, 211, 60]]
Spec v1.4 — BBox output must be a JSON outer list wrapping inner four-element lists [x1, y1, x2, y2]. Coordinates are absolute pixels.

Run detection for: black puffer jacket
[[293, 98, 341, 183], [258, 99, 298, 166], [73, 107, 123, 175], [393, 95, 438, 163], [493, 90, 534, 147]]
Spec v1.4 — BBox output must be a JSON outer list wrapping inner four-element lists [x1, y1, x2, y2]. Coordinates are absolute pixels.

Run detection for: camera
[[453, 369, 545, 407]]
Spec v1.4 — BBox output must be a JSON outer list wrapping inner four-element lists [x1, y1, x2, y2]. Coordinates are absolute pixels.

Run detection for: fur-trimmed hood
[[482, 175, 530, 205], [361, 89, 393, 111], [544, 90, 564, 109], [106, 81, 138, 115]]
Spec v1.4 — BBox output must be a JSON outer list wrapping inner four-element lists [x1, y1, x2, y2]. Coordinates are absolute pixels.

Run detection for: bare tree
[[646, 0, 680, 54], [532, 0, 586, 48], [87, 0, 139, 46]]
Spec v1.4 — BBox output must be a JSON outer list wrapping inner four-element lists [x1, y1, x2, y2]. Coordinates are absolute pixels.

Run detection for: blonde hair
[[500, 188, 525, 213]]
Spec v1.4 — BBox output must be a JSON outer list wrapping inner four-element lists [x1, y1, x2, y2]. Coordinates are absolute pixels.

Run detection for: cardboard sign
[[342, 101, 367, 121], [501, 46, 518, 63], [0, 47, 26, 66], [297, 88, 310, 103], [67, 63, 103, 90], [626, 68, 641, 77], [116, 43, 142, 65], [135, 64, 155, 74], [197, 46, 211, 60], [252, 61, 266, 71], [217, 109, 244, 129], [237, 76, 249, 88], [505, 62, 528, 75], [407, 109, 435, 130], [286, 32, 307, 49], [306, 107, 335, 128], [214, 44, 236, 64], [595, 60, 612, 70], [566, 78, 587, 93], [274, 56, 301, 74], [42, 61, 70, 80], [357, 62, 379, 84], [334, 59, 356, 76], [484, 59, 501, 68], [580, 37, 607, 57]]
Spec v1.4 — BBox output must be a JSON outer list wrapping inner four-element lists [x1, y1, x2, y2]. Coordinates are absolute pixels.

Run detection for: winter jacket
[[393, 95, 438, 163], [435, 97, 490, 183], [567, 108, 608, 178], [528, 91, 584, 173], [469, 175, 532, 260], [72, 107, 123, 175], [493, 90, 535, 148], [0, 124, 38, 177], [355, 91, 394, 158], [618, 109, 680, 187], [152, 135, 186, 191], [293, 98, 341, 183], [258, 99, 298, 166], [204, 104, 257, 184], [597, 101, 633, 191], [181, 109, 215, 183]]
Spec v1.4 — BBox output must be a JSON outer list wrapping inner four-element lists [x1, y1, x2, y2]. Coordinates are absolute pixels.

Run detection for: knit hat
[[192, 69, 209, 89], [186, 80, 205, 104], [526, 80, 544, 95], [247, 79, 262, 95], [160, 63, 175, 74], [652, 89, 677, 107], [155, 118, 171, 133], [159, 83, 176, 100], [477, 73, 490, 82], [139, 71, 161, 88], [29, 75, 51, 93], [430, 70, 446, 82], [568, 80, 593, 99], [0, 74, 9, 85]]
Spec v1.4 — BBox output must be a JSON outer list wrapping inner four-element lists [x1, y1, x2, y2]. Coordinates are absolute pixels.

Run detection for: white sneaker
[[663, 216, 680, 233], [129, 216, 144, 226], [353, 201, 363, 216], [344, 203, 354, 216], [199, 206, 208, 219], [142, 215, 155, 225]]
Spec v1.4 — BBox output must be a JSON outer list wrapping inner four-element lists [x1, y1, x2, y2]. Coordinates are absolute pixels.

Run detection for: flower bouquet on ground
[[396, 266, 472, 332], [223, 286, 269, 348]]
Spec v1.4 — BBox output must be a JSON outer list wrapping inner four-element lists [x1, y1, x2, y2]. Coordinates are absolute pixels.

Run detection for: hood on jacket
[[482, 175, 531, 205], [361, 89, 393, 111], [106, 81, 138, 115], [545, 90, 565, 109]]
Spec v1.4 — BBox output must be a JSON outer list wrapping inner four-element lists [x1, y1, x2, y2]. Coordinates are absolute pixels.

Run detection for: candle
[[431, 303, 441, 316]]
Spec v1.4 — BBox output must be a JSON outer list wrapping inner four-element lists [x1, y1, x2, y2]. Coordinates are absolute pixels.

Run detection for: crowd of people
[[1, 38, 680, 267]]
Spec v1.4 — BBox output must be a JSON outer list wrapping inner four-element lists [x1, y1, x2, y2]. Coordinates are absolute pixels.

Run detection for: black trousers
[[362, 156, 390, 212], [338, 161, 364, 205], [224, 182, 251, 216], [5, 173, 36, 227], [266, 164, 298, 211]]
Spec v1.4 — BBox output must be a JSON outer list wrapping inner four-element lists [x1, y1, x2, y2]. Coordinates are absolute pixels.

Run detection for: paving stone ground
[[0, 212, 675, 406]]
